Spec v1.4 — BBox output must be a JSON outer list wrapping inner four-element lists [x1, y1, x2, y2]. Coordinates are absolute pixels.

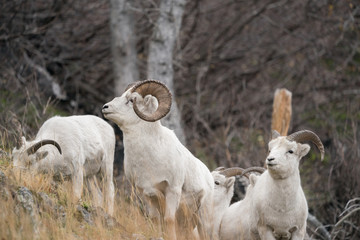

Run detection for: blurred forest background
[[0, 0, 359, 238]]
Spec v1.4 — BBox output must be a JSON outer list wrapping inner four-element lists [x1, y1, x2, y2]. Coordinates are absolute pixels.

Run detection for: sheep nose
[[267, 157, 275, 162], [102, 104, 109, 109]]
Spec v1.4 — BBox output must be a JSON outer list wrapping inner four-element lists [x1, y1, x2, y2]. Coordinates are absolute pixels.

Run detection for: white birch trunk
[[110, 0, 139, 96], [147, 0, 187, 144]]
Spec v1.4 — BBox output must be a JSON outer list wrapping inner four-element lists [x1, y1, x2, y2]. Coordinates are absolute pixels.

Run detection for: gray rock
[[16, 186, 39, 235], [17, 187, 37, 216], [92, 206, 120, 229], [76, 205, 93, 225], [39, 192, 66, 224]]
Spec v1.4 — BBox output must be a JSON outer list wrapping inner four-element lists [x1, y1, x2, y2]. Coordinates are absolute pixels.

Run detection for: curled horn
[[219, 167, 245, 177], [131, 80, 172, 122], [214, 166, 226, 171], [219, 167, 266, 178], [287, 130, 325, 160], [26, 140, 62, 155], [240, 167, 266, 178]]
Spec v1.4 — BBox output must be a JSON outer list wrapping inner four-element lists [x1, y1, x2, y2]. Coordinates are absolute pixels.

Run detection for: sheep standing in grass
[[12, 115, 115, 215], [220, 130, 324, 240], [102, 80, 214, 240]]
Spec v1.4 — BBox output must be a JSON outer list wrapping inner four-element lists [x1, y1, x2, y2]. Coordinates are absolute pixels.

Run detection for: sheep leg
[[72, 166, 84, 202], [104, 177, 115, 215], [101, 157, 115, 215], [164, 187, 181, 240], [86, 176, 102, 208]]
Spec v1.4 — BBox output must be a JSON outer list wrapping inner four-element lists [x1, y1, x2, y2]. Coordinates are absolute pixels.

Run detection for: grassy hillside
[[0, 155, 160, 240], [0, 156, 207, 240]]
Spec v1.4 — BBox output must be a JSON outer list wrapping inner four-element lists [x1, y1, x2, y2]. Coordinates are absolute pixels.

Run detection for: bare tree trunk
[[271, 88, 292, 136], [110, 0, 139, 96], [147, 0, 187, 144]]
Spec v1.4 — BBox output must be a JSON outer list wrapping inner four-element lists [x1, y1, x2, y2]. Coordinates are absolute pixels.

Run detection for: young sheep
[[220, 130, 324, 240], [102, 80, 214, 240], [212, 168, 236, 239], [212, 167, 265, 239], [12, 115, 115, 215]]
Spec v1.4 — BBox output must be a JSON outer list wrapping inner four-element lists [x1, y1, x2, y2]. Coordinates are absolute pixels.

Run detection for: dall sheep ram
[[102, 80, 214, 240], [220, 130, 324, 240], [212, 167, 265, 239], [12, 115, 115, 215]]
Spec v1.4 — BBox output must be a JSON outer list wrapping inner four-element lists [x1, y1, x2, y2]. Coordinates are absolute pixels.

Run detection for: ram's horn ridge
[[240, 167, 266, 177], [287, 130, 324, 160], [219, 167, 266, 178], [214, 166, 226, 171], [26, 140, 62, 155]]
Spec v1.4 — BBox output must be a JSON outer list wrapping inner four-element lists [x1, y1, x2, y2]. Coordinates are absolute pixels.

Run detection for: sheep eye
[[215, 181, 220, 185], [288, 150, 294, 154]]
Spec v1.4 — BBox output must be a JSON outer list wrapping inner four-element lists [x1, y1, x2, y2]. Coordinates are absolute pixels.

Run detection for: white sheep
[[212, 168, 236, 239], [219, 130, 324, 240], [102, 80, 214, 240], [12, 115, 115, 215], [212, 167, 265, 239]]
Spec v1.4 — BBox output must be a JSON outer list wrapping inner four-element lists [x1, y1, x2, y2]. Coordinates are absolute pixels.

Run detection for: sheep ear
[[298, 143, 311, 158], [249, 174, 259, 186], [143, 95, 159, 114], [227, 177, 235, 188], [271, 130, 281, 139]]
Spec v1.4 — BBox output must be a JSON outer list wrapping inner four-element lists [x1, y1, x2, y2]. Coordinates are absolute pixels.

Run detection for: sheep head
[[266, 130, 324, 179], [211, 167, 265, 202], [102, 80, 172, 127], [211, 170, 236, 207], [12, 136, 62, 170], [212, 170, 236, 195]]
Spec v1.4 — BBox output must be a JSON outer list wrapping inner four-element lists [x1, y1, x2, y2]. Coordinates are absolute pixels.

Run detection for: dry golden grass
[[0, 167, 157, 239], [0, 124, 206, 240], [0, 148, 203, 240]]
